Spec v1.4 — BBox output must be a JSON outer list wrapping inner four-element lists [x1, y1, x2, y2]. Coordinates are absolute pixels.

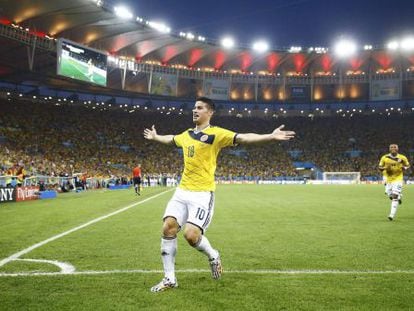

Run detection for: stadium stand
[[1, 97, 413, 190], [0, 1, 413, 189]]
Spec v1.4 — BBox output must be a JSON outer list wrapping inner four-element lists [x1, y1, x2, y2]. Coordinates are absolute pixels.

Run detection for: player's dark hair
[[196, 97, 215, 111]]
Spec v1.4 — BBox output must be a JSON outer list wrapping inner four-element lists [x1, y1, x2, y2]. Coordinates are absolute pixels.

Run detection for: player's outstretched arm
[[235, 125, 295, 145], [402, 157, 410, 171], [143, 125, 174, 145]]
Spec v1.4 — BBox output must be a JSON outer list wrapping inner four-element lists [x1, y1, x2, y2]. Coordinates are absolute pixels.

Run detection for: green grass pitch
[[59, 57, 106, 86], [1, 184, 413, 310]]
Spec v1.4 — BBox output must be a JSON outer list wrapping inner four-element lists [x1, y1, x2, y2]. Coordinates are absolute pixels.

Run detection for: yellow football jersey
[[379, 153, 410, 182], [173, 126, 237, 191]]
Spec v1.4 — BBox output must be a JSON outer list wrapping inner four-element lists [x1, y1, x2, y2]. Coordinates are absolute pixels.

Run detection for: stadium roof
[[0, 0, 413, 76]]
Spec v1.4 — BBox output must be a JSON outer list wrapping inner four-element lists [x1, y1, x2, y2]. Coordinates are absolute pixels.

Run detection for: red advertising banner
[[16, 186, 40, 202]]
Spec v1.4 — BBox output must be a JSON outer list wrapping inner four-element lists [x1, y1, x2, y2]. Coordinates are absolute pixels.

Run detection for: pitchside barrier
[[23, 175, 75, 189], [39, 190, 57, 199], [0, 186, 46, 203], [86, 177, 102, 189], [217, 180, 306, 185], [11, 175, 103, 191], [140, 177, 178, 187], [0, 176, 9, 187], [0, 174, 411, 199], [1, 175, 179, 192], [0, 187, 15, 203], [108, 185, 130, 190], [15, 186, 40, 201]]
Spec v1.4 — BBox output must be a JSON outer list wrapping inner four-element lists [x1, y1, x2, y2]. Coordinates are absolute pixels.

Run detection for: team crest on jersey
[[200, 135, 209, 142]]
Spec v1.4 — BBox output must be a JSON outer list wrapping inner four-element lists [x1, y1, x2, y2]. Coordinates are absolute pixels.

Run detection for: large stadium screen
[[57, 39, 107, 87]]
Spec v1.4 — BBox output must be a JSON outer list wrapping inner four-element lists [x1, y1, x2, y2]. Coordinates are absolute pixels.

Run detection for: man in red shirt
[[132, 164, 142, 195]]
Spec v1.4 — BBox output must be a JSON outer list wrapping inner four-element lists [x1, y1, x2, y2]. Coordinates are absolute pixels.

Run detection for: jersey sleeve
[[379, 156, 385, 168], [216, 127, 237, 148], [173, 130, 187, 148], [402, 156, 410, 167]]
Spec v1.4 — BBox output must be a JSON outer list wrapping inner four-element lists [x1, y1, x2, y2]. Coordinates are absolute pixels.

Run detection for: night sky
[[122, 0, 413, 48]]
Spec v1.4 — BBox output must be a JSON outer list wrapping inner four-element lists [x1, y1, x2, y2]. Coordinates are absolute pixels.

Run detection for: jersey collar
[[194, 124, 210, 134], [387, 153, 399, 160]]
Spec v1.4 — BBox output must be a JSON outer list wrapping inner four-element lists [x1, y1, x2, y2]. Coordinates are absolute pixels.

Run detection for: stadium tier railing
[[24, 175, 76, 190]]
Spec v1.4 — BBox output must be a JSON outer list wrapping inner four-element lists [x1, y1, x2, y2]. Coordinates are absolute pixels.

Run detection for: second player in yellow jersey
[[378, 144, 410, 221], [379, 152, 409, 183]]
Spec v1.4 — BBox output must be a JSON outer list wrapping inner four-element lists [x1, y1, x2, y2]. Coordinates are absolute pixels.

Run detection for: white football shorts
[[385, 181, 403, 198], [163, 188, 215, 233]]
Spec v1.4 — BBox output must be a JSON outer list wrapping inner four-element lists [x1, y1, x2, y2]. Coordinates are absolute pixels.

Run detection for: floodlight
[[252, 40, 269, 53], [92, 0, 103, 6], [221, 37, 235, 49], [289, 46, 302, 53], [401, 37, 414, 51], [148, 21, 171, 33], [114, 6, 133, 20], [334, 39, 357, 58], [315, 47, 327, 54], [387, 40, 399, 50]]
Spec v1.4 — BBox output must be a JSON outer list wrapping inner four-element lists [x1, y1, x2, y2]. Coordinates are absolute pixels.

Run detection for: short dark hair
[[196, 97, 215, 111]]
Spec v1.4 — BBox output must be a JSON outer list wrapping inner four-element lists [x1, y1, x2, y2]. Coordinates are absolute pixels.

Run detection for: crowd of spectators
[[0, 98, 413, 185]]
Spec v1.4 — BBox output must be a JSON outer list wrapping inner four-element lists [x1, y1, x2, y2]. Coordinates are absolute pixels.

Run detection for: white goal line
[[2, 268, 414, 277]]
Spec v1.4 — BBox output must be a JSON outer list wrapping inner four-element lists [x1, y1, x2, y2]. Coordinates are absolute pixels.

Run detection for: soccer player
[[86, 59, 94, 82], [379, 144, 410, 221], [132, 164, 142, 195], [143, 97, 295, 292]]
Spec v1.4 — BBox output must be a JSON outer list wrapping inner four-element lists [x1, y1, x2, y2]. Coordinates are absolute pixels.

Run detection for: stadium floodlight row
[[2, 3, 414, 72], [2, 27, 414, 103], [1, 2, 414, 103], [1, 21, 413, 77], [91, 0, 414, 54]]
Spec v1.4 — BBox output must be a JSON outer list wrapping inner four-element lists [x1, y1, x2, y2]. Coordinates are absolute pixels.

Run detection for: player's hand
[[143, 125, 157, 140], [272, 125, 296, 141]]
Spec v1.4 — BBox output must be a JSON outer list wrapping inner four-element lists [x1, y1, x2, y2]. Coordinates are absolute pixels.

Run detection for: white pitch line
[[0, 189, 173, 268], [1, 269, 414, 277], [15, 259, 76, 274]]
